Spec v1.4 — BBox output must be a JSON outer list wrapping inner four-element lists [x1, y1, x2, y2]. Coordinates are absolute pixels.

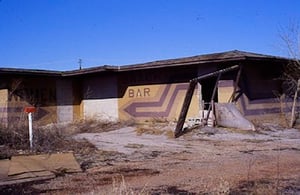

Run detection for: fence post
[[24, 107, 36, 149]]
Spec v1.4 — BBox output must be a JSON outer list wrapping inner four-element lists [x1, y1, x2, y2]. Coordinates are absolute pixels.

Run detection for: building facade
[[0, 50, 290, 127]]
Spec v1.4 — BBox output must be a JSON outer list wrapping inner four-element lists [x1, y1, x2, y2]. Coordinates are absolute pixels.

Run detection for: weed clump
[[0, 119, 124, 159], [0, 119, 152, 169]]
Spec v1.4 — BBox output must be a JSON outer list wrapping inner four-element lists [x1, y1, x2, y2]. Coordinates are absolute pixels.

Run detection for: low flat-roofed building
[[0, 50, 292, 126]]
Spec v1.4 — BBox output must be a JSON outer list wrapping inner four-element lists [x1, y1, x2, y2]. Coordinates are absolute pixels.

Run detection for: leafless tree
[[279, 22, 300, 97], [279, 22, 300, 126]]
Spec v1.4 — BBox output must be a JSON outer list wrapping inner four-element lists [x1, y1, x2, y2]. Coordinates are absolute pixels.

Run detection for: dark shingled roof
[[119, 50, 289, 70], [0, 50, 290, 76], [0, 67, 62, 76]]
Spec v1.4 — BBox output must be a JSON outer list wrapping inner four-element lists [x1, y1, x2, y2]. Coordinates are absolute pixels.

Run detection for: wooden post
[[24, 107, 36, 149], [290, 79, 300, 127], [198, 83, 203, 111], [205, 72, 221, 125], [229, 65, 242, 102]]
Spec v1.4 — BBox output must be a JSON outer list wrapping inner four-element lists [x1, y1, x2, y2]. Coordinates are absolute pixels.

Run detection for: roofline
[[0, 68, 62, 76], [0, 50, 293, 77], [63, 65, 118, 76], [64, 50, 291, 75], [120, 56, 246, 71], [63, 57, 247, 76], [120, 50, 290, 70]]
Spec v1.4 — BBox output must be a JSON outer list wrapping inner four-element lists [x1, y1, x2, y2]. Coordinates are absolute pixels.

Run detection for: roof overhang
[[0, 68, 62, 76], [0, 50, 292, 77]]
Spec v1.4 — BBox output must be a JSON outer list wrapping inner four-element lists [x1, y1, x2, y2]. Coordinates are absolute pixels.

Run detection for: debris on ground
[[0, 121, 299, 194], [0, 153, 81, 186]]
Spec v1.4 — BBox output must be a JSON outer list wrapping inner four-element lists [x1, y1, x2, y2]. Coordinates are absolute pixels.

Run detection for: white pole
[[28, 112, 33, 149]]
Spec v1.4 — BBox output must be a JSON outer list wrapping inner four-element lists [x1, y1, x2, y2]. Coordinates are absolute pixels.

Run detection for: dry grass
[[111, 175, 148, 195], [0, 124, 33, 151], [165, 130, 175, 139], [135, 126, 175, 139], [230, 179, 279, 195], [30, 166, 159, 194], [65, 118, 135, 134], [124, 143, 144, 149], [83, 175, 149, 195], [0, 119, 128, 159], [251, 114, 289, 129], [135, 126, 164, 136], [216, 126, 257, 135], [134, 118, 176, 138]]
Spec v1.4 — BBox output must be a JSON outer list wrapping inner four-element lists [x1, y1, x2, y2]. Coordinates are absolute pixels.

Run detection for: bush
[[0, 124, 30, 150]]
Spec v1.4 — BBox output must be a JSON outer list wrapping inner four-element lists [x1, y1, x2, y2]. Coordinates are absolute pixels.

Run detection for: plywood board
[[0, 159, 10, 180], [0, 153, 81, 185]]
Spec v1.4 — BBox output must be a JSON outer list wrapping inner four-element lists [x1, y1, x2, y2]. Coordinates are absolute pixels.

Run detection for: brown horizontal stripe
[[239, 94, 298, 116]]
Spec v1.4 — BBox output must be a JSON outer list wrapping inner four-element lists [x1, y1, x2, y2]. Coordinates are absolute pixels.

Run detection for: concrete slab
[[74, 127, 185, 155]]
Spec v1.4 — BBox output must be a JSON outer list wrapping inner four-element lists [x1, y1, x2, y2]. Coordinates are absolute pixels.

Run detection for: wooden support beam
[[191, 65, 239, 82], [174, 80, 197, 138], [205, 72, 221, 125], [229, 65, 242, 102]]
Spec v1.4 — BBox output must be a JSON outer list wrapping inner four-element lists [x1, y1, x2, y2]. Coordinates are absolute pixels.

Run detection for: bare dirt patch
[[1, 121, 300, 194]]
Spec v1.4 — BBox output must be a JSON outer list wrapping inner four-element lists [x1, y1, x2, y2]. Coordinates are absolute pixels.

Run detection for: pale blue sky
[[0, 0, 299, 70]]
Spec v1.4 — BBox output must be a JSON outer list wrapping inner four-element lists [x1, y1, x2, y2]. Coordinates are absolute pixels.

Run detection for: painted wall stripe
[[124, 84, 188, 117]]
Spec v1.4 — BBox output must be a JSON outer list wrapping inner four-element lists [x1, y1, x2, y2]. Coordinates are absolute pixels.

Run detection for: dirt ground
[[3, 122, 300, 194]]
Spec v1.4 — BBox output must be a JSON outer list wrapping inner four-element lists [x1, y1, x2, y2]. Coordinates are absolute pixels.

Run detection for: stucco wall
[[218, 80, 234, 103], [81, 75, 118, 121], [118, 83, 199, 121], [117, 66, 199, 122], [82, 99, 119, 121], [56, 79, 73, 123]]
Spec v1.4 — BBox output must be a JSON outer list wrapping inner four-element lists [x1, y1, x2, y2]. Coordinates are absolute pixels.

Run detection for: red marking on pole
[[24, 107, 36, 113]]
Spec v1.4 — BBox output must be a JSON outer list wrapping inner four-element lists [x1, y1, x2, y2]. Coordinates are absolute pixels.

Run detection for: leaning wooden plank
[[0, 175, 55, 187], [174, 80, 197, 138], [7, 171, 54, 181], [191, 65, 239, 82]]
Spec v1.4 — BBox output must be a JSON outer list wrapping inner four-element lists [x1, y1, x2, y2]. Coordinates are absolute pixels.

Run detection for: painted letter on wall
[[119, 83, 199, 121]]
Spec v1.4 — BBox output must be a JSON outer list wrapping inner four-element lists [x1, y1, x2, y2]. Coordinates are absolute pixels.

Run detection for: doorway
[[200, 77, 218, 110]]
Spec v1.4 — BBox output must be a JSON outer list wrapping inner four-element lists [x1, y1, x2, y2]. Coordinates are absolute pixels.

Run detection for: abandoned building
[[0, 50, 292, 127]]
